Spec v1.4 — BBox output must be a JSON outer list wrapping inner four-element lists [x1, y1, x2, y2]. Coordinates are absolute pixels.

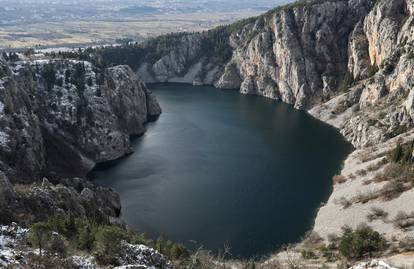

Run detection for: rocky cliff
[[130, 0, 373, 109], [112, 0, 413, 149], [0, 57, 161, 224]]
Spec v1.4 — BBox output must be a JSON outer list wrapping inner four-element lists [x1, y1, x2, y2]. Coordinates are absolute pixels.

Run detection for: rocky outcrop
[[310, 0, 414, 148], [2, 177, 121, 224], [0, 59, 161, 182], [0, 58, 161, 223]]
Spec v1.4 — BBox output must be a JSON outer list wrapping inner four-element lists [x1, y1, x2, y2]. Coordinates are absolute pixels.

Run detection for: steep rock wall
[[0, 58, 161, 223]]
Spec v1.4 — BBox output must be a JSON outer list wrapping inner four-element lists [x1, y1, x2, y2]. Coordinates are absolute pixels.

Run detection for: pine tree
[[78, 223, 95, 251]]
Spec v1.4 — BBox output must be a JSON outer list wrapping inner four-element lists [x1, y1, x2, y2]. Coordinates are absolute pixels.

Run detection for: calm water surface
[[95, 83, 352, 258]]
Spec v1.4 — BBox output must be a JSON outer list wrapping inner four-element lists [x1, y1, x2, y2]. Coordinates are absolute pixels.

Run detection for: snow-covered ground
[[0, 224, 29, 268]]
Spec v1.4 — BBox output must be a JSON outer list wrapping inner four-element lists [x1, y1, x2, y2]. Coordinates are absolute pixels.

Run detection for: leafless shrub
[[359, 151, 388, 163], [393, 211, 414, 230], [380, 179, 407, 200], [333, 174, 347, 184], [374, 163, 405, 183], [398, 237, 414, 251], [354, 191, 378, 204], [338, 197, 352, 209], [302, 231, 323, 248], [327, 233, 339, 244], [189, 246, 232, 269], [355, 169, 367, 177], [362, 179, 372, 185], [366, 207, 388, 222], [366, 158, 388, 172]]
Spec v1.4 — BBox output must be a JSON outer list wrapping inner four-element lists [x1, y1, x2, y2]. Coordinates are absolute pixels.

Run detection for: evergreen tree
[[65, 69, 71, 84], [42, 63, 56, 90], [27, 223, 51, 256], [78, 223, 95, 251]]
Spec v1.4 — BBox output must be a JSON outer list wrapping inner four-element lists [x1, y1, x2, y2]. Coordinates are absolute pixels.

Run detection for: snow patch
[[349, 260, 398, 269], [0, 131, 9, 147], [71, 255, 97, 269]]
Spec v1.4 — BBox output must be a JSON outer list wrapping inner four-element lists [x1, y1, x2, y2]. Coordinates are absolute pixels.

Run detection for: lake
[[94, 83, 352, 258]]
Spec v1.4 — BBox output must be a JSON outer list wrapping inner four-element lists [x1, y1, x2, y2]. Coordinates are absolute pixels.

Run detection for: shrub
[[42, 63, 57, 90], [87, 77, 93, 87], [366, 207, 388, 222], [367, 158, 387, 172], [301, 249, 317, 260], [333, 174, 347, 184], [94, 226, 129, 265], [42, 214, 80, 239], [338, 225, 387, 259], [355, 169, 367, 177], [340, 71, 355, 91], [393, 211, 414, 230], [338, 197, 352, 209], [169, 243, 190, 260], [355, 192, 378, 204], [28, 216, 190, 266], [320, 245, 339, 262], [381, 179, 406, 200], [72, 63, 86, 93], [367, 65, 379, 78], [27, 223, 52, 256], [48, 233, 67, 257], [398, 237, 414, 251], [390, 142, 404, 163], [77, 221, 97, 251]]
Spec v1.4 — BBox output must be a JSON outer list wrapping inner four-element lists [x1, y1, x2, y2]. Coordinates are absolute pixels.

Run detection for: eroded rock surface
[[0, 58, 161, 223]]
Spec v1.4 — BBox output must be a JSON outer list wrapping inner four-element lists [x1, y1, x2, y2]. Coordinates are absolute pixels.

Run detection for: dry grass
[[0, 11, 261, 49], [333, 174, 347, 184], [366, 158, 388, 172]]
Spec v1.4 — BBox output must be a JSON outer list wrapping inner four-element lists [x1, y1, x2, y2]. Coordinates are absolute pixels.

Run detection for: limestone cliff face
[[136, 0, 374, 109], [0, 59, 161, 182], [308, 0, 414, 242], [231, 0, 374, 108], [0, 58, 161, 223], [311, 0, 414, 148]]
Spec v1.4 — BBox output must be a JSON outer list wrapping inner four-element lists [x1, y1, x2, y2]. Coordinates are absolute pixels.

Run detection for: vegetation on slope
[[24, 215, 189, 267]]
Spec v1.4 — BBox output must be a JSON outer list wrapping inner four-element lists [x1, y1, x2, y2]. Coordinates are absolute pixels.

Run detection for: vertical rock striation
[[0, 58, 161, 223]]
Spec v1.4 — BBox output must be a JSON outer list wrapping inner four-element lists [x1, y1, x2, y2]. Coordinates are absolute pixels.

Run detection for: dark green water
[[94, 83, 351, 259]]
